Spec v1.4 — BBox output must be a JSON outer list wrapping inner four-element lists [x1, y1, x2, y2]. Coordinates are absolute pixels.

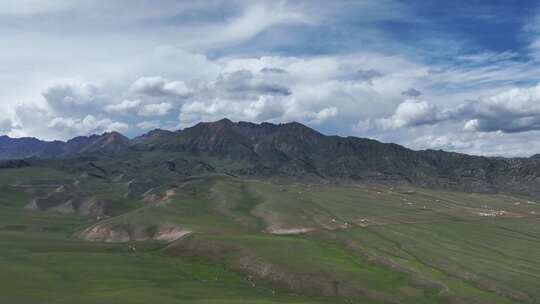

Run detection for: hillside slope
[[2, 119, 540, 197], [1, 160, 540, 304]]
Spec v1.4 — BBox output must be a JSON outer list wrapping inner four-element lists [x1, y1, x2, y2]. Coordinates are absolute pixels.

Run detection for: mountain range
[[3, 119, 540, 304], [2, 118, 540, 197]]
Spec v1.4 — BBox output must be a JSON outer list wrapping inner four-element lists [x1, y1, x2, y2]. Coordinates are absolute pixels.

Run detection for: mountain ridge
[[0, 121, 531, 160], [2, 119, 540, 197]]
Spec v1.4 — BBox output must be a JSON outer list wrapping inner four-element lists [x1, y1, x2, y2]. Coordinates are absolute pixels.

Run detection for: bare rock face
[[142, 189, 177, 205], [153, 226, 191, 242], [79, 224, 190, 243], [266, 227, 315, 235], [80, 225, 130, 243]]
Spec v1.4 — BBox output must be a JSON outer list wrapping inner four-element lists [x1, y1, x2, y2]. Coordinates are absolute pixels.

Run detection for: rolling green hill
[[1, 151, 539, 303]]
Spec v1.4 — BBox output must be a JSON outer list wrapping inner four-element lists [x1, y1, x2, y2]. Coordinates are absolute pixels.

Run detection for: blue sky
[[2, 0, 540, 156]]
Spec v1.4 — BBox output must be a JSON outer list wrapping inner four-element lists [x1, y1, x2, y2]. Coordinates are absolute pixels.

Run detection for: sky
[[3, 0, 540, 156]]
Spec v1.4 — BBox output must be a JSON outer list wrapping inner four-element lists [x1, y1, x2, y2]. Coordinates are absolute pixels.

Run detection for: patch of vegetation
[[1, 161, 540, 303]]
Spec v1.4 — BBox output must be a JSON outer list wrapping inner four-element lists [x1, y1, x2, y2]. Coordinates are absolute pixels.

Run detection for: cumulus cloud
[[48, 115, 128, 138], [177, 54, 413, 128], [43, 83, 97, 107], [6, 51, 432, 141], [409, 129, 540, 157], [104, 99, 141, 114], [10, 82, 130, 140], [179, 95, 287, 127], [376, 99, 444, 129], [138, 102, 174, 117], [369, 83, 540, 134], [454, 83, 540, 133], [216, 70, 291, 97], [129, 76, 191, 99], [7, 0, 540, 157], [344, 81, 540, 157], [308, 107, 339, 124], [216, 54, 429, 127], [462, 115, 540, 133], [42, 82, 104, 116], [12, 41, 540, 157], [463, 119, 480, 132]]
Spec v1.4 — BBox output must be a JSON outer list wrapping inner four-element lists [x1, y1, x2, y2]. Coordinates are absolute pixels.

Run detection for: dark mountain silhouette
[[0, 132, 129, 159], [2, 119, 540, 196]]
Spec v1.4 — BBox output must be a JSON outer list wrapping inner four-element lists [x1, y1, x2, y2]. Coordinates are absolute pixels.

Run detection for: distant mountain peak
[[79, 131, 129, 153], [192, 118, 235, 130], [100, 131, 128, 142], [215, 118, 233, 124], [281, 121, 323, 136]]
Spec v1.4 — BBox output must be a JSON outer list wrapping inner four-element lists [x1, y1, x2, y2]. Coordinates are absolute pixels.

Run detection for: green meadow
[[1, 160, 539, 303]]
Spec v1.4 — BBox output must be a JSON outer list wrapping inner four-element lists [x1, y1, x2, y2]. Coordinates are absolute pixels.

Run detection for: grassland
[[1, 158, 539, 303]]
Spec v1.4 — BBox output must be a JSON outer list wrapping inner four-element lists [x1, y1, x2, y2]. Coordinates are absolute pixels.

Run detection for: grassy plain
[[1, 160, 539, 303]]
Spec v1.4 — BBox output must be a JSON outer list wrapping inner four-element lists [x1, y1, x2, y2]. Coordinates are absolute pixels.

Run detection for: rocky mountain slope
[[2, 118, 540, 196], [0, 132, 129, 159]]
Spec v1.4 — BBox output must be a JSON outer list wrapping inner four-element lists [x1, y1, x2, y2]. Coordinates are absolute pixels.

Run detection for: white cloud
[[409, 130, 540, 157], [42, 81, 106, 117], [137, 121, 161, 130], [14, 49, 537, 157], [48, 115, 128, 138], [463, 119, 479, 132], [129, 76, 191, 98], [453, 83, 540, 133], [213, 54, 429, 129], [195, 2, 312, 49], [4, 0, 540, 158], [376, 99, 442, 129], [104, 99, 141, 114], [179, 95, 287, 128], [475, 84, 540, 116], [107, 121, 130, 133], [6, 81, 131, 139], [308, 107, 338, 124], [138, 102, 174, 117], [369, 82, 540, 134], [43, 82, 100, 106]]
